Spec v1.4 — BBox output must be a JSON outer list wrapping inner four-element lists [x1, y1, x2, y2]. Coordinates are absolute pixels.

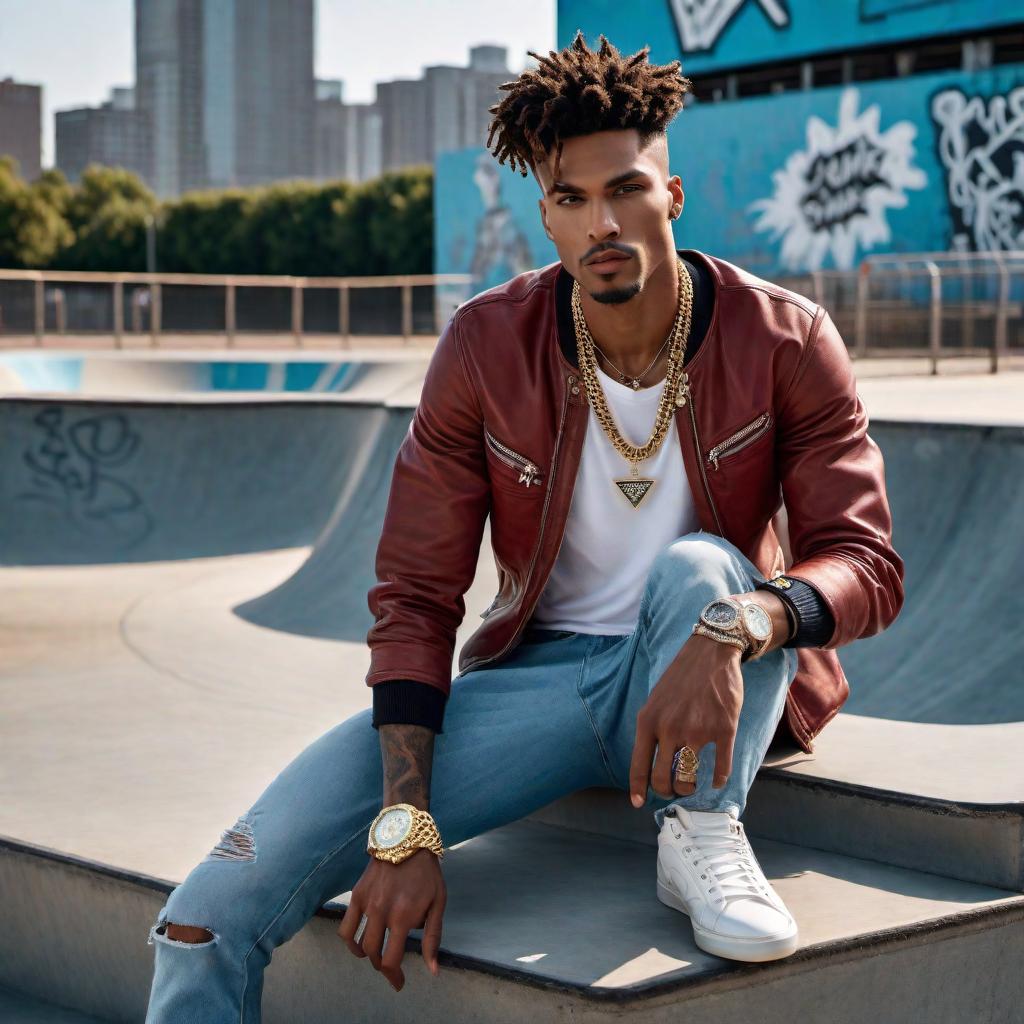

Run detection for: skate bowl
[[1, 375, 1023, 1022]]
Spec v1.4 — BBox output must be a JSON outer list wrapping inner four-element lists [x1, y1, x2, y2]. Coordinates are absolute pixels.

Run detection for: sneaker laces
[[675, 823, 776, 909]]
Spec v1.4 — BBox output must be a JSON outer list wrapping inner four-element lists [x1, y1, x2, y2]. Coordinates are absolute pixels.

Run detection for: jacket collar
[[554, 248, 716, 371]]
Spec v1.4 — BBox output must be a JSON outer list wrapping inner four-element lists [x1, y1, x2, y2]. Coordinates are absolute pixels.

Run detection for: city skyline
[[0, 0, 556, 171]]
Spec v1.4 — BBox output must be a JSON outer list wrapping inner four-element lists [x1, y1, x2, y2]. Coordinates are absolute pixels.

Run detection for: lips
[[589, 253, 630, 266]]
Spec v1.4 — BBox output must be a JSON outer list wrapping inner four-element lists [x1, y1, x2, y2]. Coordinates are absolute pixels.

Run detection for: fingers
[[380, 923, 412, 991], [360, 914, 388, 975], [338, 897, 367, 959], [713, 730, 735, 789], [650, 736, 680, 799], [420, 891, 446, 977], [629, 717, 656, 807]]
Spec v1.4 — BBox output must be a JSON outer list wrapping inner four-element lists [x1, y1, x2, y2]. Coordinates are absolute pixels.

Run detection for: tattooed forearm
[[379, 723, 436, 811]]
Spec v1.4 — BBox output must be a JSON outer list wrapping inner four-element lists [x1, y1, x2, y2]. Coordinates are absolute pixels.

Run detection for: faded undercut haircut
[[485, 30, 694, 181]]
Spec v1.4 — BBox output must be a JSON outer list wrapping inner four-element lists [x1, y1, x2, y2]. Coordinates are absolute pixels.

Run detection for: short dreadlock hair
[[486, 30, 693, 181]]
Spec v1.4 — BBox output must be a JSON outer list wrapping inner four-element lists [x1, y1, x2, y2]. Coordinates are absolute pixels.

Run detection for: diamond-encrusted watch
[[696, 597, 774, 661], [367, 803, 445, 864]]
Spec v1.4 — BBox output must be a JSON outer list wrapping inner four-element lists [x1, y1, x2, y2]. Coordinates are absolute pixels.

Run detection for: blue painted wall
[[435, 62, 1024, 279], [557, 0, 1022, 75]]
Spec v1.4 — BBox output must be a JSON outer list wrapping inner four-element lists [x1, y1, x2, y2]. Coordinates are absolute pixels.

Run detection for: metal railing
[[1, 254, 1022, 370], [0, 270, 475, 349], [776, 250, 1024, 374]]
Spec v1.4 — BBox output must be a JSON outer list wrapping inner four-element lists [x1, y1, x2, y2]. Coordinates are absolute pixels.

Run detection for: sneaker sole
[[656, 879, 799, 963]]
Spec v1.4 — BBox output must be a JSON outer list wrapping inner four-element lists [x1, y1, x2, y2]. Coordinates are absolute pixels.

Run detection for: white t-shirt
[[531, 360, 701, 635]]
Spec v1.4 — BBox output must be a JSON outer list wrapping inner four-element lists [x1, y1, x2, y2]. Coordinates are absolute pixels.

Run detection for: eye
[[556, 184, 643, 207]]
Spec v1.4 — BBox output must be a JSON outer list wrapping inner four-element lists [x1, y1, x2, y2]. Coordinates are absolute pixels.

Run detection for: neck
[[579, 250, 681, 380]]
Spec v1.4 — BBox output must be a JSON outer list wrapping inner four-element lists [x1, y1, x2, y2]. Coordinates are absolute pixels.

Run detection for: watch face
[[742, 603, 773, 641], [702, 599, 739, 630], [372, 808, 413, 849]]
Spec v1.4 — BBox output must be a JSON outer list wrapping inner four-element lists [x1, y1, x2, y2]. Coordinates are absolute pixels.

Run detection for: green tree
[[51, 164, 158, 272], [0, 157, 73, 268], [159, 188, 257, 274]]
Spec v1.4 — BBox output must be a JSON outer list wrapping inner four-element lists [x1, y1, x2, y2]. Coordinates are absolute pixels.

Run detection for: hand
[[338, 847, 446, 992], [629, 633, 744, 805]]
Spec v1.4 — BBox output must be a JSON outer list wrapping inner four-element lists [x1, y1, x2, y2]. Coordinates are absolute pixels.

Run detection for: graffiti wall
[[435, 61, 1024, 280], [556, 0, 1022, 75]]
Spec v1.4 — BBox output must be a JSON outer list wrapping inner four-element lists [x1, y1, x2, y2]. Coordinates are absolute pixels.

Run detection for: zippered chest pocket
[[706, 411, 774, 471], [484, 427, 545, 493]]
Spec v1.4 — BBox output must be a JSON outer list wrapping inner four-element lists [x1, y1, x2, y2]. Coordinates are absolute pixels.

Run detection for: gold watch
[[367, 803, 445, 864]]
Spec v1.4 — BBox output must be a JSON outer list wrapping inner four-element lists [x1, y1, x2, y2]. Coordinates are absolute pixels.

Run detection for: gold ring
[[672, 745, 698, 780]]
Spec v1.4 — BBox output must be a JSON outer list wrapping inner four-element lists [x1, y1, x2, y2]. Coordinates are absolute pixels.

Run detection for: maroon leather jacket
[[365, 249, 904, 753]]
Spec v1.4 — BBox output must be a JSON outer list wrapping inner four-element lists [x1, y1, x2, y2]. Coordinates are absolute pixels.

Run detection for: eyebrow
[[547, 168, 649, 196]]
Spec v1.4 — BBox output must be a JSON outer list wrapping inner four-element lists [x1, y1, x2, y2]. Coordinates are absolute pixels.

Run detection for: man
[[144, 33, 903, 1017]]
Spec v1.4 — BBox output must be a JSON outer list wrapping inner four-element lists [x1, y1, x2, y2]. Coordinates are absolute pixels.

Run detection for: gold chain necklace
[[591, 326, 673, 390], [571, 255, 694, 509]]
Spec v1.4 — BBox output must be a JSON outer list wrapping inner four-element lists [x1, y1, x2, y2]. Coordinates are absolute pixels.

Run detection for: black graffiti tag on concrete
[[800, 135, 889, 232], [19, 406, 154, 546]]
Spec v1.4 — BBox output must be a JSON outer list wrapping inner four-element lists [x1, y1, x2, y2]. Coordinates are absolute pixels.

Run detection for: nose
[[587, 199, 620, 243]]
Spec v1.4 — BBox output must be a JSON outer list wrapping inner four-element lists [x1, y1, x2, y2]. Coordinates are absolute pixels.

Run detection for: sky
[[0, 0, 557, 169]]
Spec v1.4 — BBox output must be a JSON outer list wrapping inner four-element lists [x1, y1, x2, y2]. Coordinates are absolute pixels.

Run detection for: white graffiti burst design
[[747, 87, 927, 271], [931, 85, 1024, 253], [668, 0, 790, 51]]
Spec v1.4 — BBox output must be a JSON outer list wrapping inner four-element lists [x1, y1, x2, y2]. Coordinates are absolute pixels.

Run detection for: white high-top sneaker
[[655, 804, 798, 962]]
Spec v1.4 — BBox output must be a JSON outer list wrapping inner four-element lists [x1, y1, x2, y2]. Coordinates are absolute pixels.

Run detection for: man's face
[[534, 129, 683, 305]]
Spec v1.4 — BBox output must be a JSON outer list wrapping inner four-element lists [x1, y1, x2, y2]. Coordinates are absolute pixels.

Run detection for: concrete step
[[0, 986, 112, 1023], [526, 715, 1024, 892], [3, 816, 1023, 1023]]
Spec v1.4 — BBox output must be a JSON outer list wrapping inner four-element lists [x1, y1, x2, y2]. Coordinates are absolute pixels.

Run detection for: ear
[[668, 175, 684, 220], [538, 198, 554, 240]]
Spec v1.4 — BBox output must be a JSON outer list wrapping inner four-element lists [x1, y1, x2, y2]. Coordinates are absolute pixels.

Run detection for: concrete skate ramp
[[0, 396, 385, 565], [0, 352, 428, 397], [241, 417, 1024, 727], [235, 406, 417, 642], [836, 421, 1024, 725]]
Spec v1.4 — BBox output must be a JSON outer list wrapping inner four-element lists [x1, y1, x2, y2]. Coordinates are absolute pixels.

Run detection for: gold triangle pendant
[[614, 476, 656, 508]]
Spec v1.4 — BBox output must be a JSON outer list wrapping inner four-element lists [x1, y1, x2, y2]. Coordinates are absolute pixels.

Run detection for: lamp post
[[144, 213, 157, 274]]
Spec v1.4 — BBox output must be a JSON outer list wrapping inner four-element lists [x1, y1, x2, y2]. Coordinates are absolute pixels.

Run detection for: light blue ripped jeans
[[144, 532, 798, 1022]]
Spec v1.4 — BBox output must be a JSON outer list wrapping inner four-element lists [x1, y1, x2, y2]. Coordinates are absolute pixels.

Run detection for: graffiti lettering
[[19, 406, 153, 546], [668, 0, 790, 54], [930, 85, 1024, 253], [748, 87, 927, 270]]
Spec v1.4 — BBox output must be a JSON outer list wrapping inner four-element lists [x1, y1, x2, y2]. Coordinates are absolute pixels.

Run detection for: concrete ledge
[[3, 813, 1023, 1023], [528, 728, 1024, 892]]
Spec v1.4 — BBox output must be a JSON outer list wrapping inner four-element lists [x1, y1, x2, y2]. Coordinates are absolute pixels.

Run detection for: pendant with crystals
[[614, 459, 655, 509]]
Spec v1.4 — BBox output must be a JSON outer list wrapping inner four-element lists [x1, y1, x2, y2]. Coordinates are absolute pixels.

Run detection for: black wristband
[[371, 679, 447, 734], [754, 575, 835, 648]]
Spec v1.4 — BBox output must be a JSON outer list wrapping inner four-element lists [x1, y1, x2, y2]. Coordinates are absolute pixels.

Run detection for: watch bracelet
[[368, 805, 445, 862], [692, 621, 748, 652]]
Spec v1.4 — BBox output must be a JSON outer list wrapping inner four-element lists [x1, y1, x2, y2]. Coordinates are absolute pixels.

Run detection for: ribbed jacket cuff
[[754, 577, 835, 648], [371, 680, 448, 734]]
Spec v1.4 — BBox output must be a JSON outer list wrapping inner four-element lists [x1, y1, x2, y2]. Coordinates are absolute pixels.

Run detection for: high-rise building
[[135, 0, 204, 198], [55, 87, 149, 184], [204, 0, 315, 189], [371, 45, 511, 175], [0, 77, 43, 182], [135, 0, 314, 197], [376, 79, 430, 172]]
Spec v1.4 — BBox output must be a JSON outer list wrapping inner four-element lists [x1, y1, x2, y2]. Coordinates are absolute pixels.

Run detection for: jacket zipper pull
[[710, 452, 720, 472], [519, 463, 538, 487]]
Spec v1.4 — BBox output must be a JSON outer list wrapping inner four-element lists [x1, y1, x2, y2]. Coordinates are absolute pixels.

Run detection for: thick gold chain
[[571, 255, 693, 468]]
